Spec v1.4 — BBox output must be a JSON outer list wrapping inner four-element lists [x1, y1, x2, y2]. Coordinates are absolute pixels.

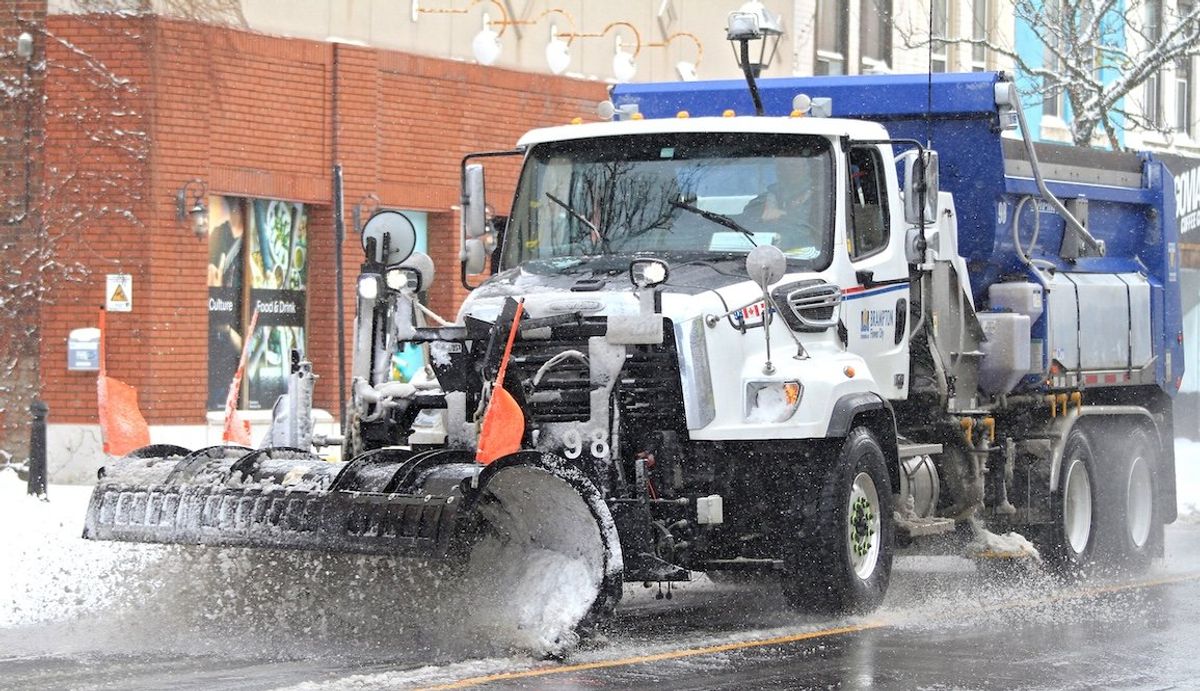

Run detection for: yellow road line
[[428, 571, 1200, 689]]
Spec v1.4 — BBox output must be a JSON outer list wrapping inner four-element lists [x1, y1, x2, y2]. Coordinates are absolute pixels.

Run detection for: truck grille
[[773, 280, 842, 332], [507, 319, 686, 430]]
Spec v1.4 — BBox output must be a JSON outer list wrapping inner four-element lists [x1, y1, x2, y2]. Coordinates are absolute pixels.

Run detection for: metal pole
[[333, 165, 347, 438], [27, 399, 47, 498]]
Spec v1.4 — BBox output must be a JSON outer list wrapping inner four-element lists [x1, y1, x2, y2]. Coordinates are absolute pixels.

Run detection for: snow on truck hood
[[459, 261, 758, 324]]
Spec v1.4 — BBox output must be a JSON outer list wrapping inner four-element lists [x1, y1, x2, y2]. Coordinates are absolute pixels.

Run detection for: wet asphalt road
[[465, 525, 1200, 690], [477, 571, 1200, 690], [3, 525, 1199, 690]]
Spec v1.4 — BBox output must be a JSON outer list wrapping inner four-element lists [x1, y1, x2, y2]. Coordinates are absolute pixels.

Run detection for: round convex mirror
[[361, 210, 417, 266], [746, 245, 786, 289]]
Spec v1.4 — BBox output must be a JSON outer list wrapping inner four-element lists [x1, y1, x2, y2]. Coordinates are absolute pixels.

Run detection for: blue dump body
[[613, 72, 1184, 394]]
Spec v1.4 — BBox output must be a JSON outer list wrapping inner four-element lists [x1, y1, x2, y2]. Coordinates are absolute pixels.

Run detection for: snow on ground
[[0, 471, 164, 630], [1176, 439, 1200, 523]]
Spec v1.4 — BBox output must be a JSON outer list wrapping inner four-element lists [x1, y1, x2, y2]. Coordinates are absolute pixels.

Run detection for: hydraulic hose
[[1012, 195, 1053, 288], [1011, 92, 1105, 258]]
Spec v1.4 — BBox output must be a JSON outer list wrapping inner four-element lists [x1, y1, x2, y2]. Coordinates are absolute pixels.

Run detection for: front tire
[[781, 427, 894, 614]]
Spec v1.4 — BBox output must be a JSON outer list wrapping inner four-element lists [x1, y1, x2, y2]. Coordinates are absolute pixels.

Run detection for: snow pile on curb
[[0, 471, 163, 629], [1176, 439, 1200, 524]]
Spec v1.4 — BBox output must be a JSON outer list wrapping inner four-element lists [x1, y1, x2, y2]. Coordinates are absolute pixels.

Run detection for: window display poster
[[246, 199, 309, 409], [206, 195, 246, 410]]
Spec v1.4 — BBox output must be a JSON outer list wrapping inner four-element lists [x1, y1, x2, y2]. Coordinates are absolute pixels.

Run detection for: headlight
[[745, 380, 802, 423], [357, 274, 381, 300], [385, 266, 422, 292], [629, 258, 669, 288], [385, 268, 405, 291]]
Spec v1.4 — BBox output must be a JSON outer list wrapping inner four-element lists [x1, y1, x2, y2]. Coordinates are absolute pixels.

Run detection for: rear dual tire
[[1043, 425, 1159, 577], [1103, 426, 1158, 571]]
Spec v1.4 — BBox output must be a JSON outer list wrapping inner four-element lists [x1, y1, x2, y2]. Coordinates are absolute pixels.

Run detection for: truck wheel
[[1103, 426, 1158, 570], [781, 427, 894, 614], [1044, 428, 1098, 575]]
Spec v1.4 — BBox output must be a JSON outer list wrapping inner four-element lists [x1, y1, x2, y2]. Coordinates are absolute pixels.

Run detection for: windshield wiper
[[545, 192, 599, 236], [670, 199, 757, 247]]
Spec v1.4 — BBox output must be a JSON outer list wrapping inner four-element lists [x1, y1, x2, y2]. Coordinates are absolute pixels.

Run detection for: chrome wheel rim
[[1126, 455, 1153, 549], [1062, 456, 1093, 556], [848, 471, 881, 580]]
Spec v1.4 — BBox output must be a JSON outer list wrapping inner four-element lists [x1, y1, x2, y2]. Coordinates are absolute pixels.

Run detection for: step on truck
[[83, 32, 1181, 657]]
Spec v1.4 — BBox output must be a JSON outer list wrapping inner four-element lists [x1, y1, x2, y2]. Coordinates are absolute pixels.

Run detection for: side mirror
[[463, 164, 487, 239], [361, 211, 417, 266], [903, 149, 939, 225], [462, 237, 487, 275], [746, 245, 786, 289]]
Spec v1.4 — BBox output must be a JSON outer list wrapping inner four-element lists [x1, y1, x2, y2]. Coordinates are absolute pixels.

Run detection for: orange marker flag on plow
[[222, 310, 259, 446], [96, 307, 150, 456], [476, 300, 526, 465]]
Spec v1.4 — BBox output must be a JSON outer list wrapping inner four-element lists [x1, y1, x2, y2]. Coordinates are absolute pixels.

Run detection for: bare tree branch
[[897, 0, 1200, 148]]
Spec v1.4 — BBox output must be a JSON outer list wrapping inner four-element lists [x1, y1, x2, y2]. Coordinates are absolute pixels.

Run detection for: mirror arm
[[461, 260, 482, 291]]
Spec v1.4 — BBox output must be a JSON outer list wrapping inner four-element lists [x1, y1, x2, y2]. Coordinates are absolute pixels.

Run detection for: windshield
[[502, 133, 834, 270]]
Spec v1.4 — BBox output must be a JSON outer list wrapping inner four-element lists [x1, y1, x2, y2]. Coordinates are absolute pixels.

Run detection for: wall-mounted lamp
[[613, 35, 638, 82], [16, 32, 33, 61], [487, 8, 581, 74], [647, 31, 703, 81], [561, 21, 642, 83], [546, 23, 572, 74], [489, 8, 579, 74], [727, 0, 784, 78], [352, 192, 380, 234], [471, 12, 502, 65], [176, 179, 208, 241], [412, 0, 511, 65]]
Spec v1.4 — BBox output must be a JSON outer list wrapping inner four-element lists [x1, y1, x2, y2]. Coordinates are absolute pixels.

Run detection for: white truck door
[[842, 145, 911, 400]]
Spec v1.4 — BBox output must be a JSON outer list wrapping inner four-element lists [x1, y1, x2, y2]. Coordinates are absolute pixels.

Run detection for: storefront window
[[207, 196, 309, 410]]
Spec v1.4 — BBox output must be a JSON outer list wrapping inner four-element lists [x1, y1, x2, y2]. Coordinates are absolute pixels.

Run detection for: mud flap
[[609, 502, 690, 582]]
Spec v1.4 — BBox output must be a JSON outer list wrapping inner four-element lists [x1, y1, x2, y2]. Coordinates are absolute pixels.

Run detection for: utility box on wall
[[67, 327, 100, 371]]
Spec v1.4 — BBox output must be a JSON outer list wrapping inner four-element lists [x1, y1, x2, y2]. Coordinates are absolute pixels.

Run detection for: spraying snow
[[0, 468, 599, 665], [458, 460, 621, 658]]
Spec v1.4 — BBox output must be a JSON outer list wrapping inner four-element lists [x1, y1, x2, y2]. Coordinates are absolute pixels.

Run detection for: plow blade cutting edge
[[83, 446, 624, 655]]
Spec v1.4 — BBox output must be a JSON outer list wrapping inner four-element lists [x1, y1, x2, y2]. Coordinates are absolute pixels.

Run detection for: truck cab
[[462, 114, 917, 442]]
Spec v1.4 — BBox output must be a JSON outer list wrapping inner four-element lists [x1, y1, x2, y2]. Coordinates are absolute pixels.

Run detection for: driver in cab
[[740, 157, 821, 257]]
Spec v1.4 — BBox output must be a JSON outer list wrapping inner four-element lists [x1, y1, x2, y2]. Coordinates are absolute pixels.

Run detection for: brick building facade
[[0, 11, 604, 477]]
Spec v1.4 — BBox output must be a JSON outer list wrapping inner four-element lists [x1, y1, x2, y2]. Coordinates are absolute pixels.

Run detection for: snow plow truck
[[84, 25, 1182, 656]]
